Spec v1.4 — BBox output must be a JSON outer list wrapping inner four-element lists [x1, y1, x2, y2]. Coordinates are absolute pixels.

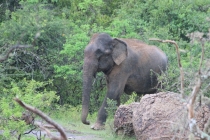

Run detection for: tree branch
[[186, 40, 210, 139], [0, 44, 32, 62], [14, 98, 67, 140], [0, 32, 40, 63], [150, 38, 210, 138], [149, 38, 184, 97]]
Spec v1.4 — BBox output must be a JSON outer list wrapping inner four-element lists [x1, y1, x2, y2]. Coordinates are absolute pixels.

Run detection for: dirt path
[[0, 129, 103, 140], [42, 131, 103, 140]]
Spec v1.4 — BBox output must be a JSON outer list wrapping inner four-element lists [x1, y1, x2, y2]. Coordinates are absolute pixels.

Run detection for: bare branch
[[14, 98, 67, 140], [149, 38, 184, 97], [0, 32, 40, 63], [187, 39, 205, 118], [187, 43, 204, 118], [0, 44, 32, 62], [150, 38, 210, 138], [186, 40, 210, 139], [187, 77, 201, 119], [198, 41, 204, 74]]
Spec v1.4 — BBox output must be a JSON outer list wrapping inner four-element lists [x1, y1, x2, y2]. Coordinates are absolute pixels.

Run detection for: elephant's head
[[81, 33, 127, 125]]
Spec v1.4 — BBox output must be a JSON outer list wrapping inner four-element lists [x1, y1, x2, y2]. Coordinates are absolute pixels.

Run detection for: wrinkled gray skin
[[81, 33, 167, 130]]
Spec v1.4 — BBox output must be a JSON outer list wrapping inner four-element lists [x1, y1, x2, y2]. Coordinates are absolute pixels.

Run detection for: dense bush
[[0, 78, 58, 139], [0, 1, 209, 137]]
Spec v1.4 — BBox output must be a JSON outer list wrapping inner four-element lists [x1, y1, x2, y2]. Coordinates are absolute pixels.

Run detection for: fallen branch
[[14, 98, 67, 140], [149, 38, 184, 97]]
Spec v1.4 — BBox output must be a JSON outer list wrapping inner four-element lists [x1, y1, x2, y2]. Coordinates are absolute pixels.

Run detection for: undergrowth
[[49, 100, 136, 140]]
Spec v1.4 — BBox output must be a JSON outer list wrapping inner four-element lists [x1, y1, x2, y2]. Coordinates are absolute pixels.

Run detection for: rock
[[195, 104, 210, 131], [133, 92, 189, 140], [114, 103, 139, 136], [114, 92, 210, 140]]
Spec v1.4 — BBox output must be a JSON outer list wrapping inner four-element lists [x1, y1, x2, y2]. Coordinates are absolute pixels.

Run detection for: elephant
[[81, 33, 168, 130]]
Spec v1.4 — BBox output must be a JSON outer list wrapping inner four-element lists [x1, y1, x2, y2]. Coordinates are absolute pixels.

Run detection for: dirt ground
[[0, 128, 103, 140], [46, 131, 103, 140]]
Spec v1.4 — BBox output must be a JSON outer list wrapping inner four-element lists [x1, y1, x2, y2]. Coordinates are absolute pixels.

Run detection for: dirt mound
[[114, 92, 210, 139]]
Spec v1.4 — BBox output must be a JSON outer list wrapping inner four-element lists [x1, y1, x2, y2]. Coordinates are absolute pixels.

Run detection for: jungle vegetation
[[0, 0, 209, 139]]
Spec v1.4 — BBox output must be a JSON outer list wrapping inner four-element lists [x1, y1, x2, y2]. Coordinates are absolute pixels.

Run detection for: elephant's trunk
[[81, 58, 98, 125]]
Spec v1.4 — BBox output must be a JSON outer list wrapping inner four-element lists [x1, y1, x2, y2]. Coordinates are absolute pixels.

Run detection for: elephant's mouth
[[97, 59, 115, 75], [103, 66, 114, 75]]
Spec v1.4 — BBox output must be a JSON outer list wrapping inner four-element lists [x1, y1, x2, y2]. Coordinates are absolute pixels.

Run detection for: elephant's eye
[[96, 49, 103, 58], [104, 49, 111, 54]]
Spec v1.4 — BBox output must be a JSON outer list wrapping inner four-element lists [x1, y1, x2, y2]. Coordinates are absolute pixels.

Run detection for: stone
[[114, 92, 210, 140], [114, 103, 139, 136]]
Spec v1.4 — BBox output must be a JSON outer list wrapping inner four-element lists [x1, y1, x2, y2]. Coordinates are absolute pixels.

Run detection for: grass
[[49, 106, 136, 140]]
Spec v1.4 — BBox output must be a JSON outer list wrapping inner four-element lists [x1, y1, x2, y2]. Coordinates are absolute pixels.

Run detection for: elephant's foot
[[91, 122, 105, 130]]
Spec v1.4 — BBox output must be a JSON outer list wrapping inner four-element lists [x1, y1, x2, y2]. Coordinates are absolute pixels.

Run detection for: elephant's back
[[120, 38, 148, 50], [119, 38, 167, 94], [121, 39, 166, 57], [120, 38, 167, 74], [122, 39, 167, 63], [124, 47, 167, 94]]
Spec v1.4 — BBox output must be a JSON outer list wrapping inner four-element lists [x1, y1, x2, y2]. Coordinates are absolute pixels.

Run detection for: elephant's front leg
[[91, 79, 125, 130], [91, 99, 108, 130]]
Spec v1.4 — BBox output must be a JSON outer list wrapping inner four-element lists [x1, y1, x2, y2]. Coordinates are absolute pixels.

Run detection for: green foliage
[[0, 78, 58, 139], [124, 92, 138, 105], [51, 104, 82, 123], [53, 23, 89, 105], [0, 1, 69, 79], [0, 0, 210, 137], [49, 105, 136, 140], [0, 0, 21, 22], [88, 73, 107, 113], [0, 1, 72, 105], [105, 98, 117, 120], [25, 0, 39, 3]]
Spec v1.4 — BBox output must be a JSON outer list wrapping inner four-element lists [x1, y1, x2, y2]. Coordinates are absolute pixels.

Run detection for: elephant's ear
[[112, 38, 127, 65]]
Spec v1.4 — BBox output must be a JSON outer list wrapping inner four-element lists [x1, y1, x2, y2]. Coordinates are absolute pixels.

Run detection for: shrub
[[0, 78, 58, 139]]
